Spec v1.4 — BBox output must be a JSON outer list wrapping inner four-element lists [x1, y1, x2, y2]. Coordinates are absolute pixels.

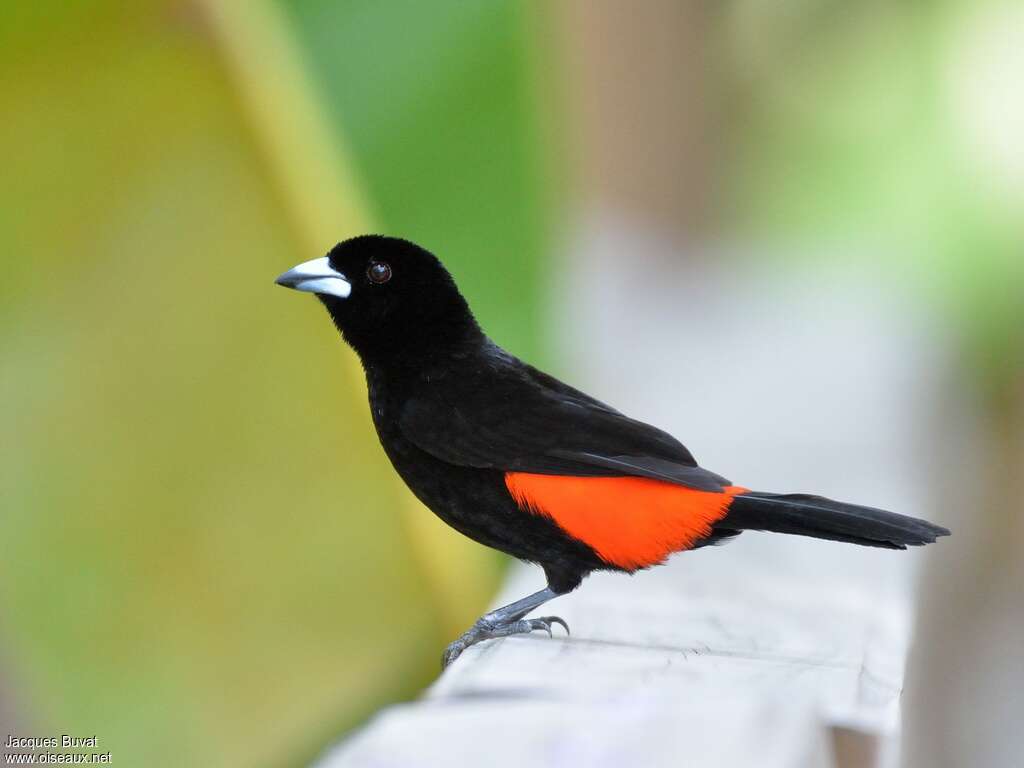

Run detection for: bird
[[274, 235, 950, 667]]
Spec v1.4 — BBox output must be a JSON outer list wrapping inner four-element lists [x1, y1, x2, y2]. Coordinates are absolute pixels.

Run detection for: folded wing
[[398, 352, 730, 493]]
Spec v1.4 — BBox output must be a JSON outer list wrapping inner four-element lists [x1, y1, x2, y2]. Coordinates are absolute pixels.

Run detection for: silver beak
[[274, 257, 351, 299]]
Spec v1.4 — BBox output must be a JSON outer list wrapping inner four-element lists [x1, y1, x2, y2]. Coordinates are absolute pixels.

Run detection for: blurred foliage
[[718, 0, 1024, 396], [0, 1, 545, 766]]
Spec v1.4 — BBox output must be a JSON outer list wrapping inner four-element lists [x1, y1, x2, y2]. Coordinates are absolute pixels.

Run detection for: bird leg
[[441, 586, 569, 668]]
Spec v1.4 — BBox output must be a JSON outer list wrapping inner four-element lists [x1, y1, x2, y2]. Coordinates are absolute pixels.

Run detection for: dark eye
[[367, 261, 392, 284]]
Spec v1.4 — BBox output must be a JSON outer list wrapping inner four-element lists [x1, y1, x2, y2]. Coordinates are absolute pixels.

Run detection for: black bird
[[275, 235, 949, 667]]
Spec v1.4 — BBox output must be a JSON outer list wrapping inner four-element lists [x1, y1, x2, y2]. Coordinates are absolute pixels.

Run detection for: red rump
[[505, 472, 746, 571]]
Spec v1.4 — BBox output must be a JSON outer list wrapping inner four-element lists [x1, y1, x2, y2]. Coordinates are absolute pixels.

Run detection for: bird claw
[[441, 614, 570, 668], [523, 616, 570, 638], [544, 616, 570, 636], [441, 641, 466, 669]]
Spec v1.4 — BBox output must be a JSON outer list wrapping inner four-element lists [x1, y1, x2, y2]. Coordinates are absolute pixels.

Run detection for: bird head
[[275, 235, 479, 365]]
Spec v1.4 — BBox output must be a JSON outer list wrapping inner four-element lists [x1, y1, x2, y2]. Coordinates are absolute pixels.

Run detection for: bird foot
[[442, 615, 569, 668]]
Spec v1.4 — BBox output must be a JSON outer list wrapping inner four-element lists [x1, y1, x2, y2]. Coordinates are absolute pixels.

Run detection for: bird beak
[[274, 257, 351, 299]]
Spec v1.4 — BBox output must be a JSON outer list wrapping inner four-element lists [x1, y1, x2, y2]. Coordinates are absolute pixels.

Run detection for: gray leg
[[441, 586, 569, 668]]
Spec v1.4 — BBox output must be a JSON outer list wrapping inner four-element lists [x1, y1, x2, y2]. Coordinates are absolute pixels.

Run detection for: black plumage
[[274, 235, 950, 665]]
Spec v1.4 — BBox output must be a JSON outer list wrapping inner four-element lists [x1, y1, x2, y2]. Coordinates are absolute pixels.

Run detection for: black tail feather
[[721, 491, 950, 550]]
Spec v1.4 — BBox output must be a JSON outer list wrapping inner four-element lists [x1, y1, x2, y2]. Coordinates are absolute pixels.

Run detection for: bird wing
[[398, 352, 731, 493]]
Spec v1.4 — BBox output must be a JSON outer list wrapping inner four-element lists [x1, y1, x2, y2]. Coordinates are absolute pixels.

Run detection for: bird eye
[[367, 261, 392, 284]]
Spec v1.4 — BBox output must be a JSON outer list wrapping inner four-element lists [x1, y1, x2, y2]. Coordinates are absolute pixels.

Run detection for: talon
[[442, 639, 469, 669], [540, 616, 570, 636], [440, 597, 569, 668]]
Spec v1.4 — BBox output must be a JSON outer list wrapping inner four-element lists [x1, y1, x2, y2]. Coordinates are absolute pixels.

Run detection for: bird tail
[[720, 491, 950, 549]]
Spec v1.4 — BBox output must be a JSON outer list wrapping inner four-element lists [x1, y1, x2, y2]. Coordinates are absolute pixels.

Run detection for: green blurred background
[[1, 1, 1021, 766]]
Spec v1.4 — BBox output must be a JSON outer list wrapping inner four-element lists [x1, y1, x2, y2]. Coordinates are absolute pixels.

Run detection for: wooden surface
[[319, 547, 910, 768]]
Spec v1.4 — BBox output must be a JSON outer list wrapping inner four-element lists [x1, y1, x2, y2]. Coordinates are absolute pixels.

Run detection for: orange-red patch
[[505, 472, 746, 570]]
